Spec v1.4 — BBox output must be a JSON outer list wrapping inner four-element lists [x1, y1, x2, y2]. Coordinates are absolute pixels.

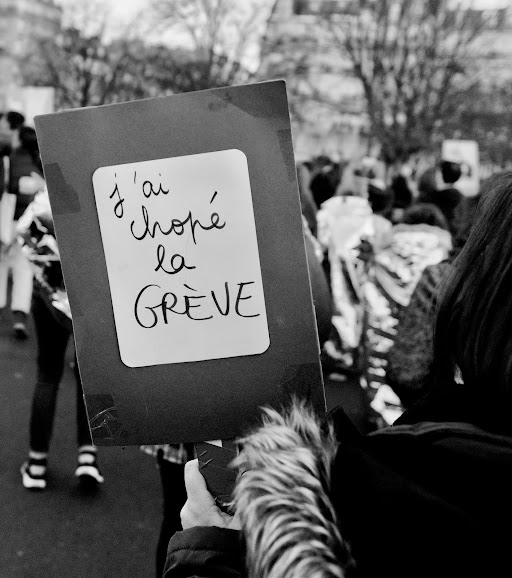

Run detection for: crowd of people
[[298, 153, 480, 427], [2, 105, 512, 577]]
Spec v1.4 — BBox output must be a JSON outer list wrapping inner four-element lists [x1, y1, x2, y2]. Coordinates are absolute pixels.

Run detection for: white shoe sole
[[21, 463, 46, 490], [75, 465, 104, 483]]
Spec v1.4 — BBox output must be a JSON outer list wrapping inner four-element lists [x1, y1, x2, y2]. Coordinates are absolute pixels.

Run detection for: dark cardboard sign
[[34, 81, 325, 446]]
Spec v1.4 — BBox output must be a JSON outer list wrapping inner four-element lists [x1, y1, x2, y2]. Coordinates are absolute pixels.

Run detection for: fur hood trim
[[233, 401, 354, 578]]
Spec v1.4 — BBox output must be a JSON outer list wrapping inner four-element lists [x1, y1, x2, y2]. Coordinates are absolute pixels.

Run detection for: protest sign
[[442, 139, 480, 196], [35, 81, 325, 445]]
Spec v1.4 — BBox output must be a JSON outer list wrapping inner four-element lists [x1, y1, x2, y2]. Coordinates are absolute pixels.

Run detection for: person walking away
[[0, 124, 39, 338], [17, 186, 104, 490], [418, 159, 464, 234]]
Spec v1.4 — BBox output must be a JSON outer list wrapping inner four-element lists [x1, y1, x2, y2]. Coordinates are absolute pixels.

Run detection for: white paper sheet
[[92, 149, 269, 367]]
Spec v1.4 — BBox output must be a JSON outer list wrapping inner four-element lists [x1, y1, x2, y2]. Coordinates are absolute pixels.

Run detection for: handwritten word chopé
[[134, 281, 260, 328], [130, 205, 225, 244]]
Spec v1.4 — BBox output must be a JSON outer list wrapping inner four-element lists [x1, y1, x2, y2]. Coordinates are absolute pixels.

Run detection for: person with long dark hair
[[163, 172, 512, 578], [398, 171, 512, 432]]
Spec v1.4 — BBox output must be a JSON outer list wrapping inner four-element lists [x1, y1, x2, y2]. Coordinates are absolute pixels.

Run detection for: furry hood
[[233, 401, 354, 578]]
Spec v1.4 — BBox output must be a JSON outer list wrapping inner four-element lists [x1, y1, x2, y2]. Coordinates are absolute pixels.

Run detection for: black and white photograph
[[1, 0, 511, 576]]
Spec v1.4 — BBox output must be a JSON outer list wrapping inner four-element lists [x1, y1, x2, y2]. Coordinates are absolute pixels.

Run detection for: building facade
[[0, 0, 61, 110], [260, 0, 512, 163], [260, 0, 365, 161]]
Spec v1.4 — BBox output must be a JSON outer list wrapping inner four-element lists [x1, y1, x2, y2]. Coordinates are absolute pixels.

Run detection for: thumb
[[184, 459, 216, 506]]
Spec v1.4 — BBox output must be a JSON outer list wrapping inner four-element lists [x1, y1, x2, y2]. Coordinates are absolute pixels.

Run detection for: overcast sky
[[99, 0, 511, 19], [58, 0, 511, 26], [100, 0, 147, 20]]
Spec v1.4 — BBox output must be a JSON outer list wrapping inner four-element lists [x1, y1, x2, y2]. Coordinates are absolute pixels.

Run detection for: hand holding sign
[[181, 459, 241, 530], [35, 81, 325, 445]]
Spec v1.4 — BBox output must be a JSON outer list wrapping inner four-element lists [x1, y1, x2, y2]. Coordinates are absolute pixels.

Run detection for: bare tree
[[148, 0, 277, 91], [21, 1, 175, 109], [440, 78, 512, 168], [324, 0, 490, 164]]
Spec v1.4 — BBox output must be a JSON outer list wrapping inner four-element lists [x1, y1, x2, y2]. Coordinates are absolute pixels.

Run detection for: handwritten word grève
[[134, 282, 260, 328]]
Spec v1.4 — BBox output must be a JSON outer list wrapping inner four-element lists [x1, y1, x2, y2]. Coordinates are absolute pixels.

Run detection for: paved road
[[0, 311, 163, 578], [0, 303, 370, 578]]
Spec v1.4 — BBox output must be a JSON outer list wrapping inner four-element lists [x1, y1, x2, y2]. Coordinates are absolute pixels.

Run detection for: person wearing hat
[[417, 159, 464, 235]]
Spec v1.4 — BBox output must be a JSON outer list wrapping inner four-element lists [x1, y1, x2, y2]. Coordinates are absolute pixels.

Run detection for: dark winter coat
[[9, 147, 43, 220], [165, 398, 512, 578], [0, 142, 10, 199]]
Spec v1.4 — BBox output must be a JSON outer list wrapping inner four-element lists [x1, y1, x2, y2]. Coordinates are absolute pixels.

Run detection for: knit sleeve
[[386, 262, 451, 407]]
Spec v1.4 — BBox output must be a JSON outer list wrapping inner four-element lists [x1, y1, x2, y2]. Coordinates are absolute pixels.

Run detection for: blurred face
[[0, 116, 12, 147], [0, 115, 19, 148]]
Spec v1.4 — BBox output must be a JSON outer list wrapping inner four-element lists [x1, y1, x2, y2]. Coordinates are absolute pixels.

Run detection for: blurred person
[[346, 156, 378, 198], [389, 173, 414, 223], [400, 202, 450, 230], [418, 159, 463, 234], [18, 187, 104, 491], [387, 192, 481, 408], [296, 161, 320, 237], [164, 175, 512, 578], [361, 197, 451, 404], [0, 125, 39, 338], [0, 110, 25, 149], [309, 156, 342, 209], [367, 179, 393, 220], [366, 179, 394, 250], [0, 110, 25, 205]]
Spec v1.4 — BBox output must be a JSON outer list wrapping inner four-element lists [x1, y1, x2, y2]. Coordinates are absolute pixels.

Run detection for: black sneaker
[[75, 447, 104, 487], [21, 458, 47, 490]]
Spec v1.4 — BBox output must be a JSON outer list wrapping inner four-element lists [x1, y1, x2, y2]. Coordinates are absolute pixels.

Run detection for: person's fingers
[[181, 459, 238, 529], [183, 459, 216, 507]]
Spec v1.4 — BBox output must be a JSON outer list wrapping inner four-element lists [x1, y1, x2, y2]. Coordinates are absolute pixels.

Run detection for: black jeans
[[29, 293, 92, 452]]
